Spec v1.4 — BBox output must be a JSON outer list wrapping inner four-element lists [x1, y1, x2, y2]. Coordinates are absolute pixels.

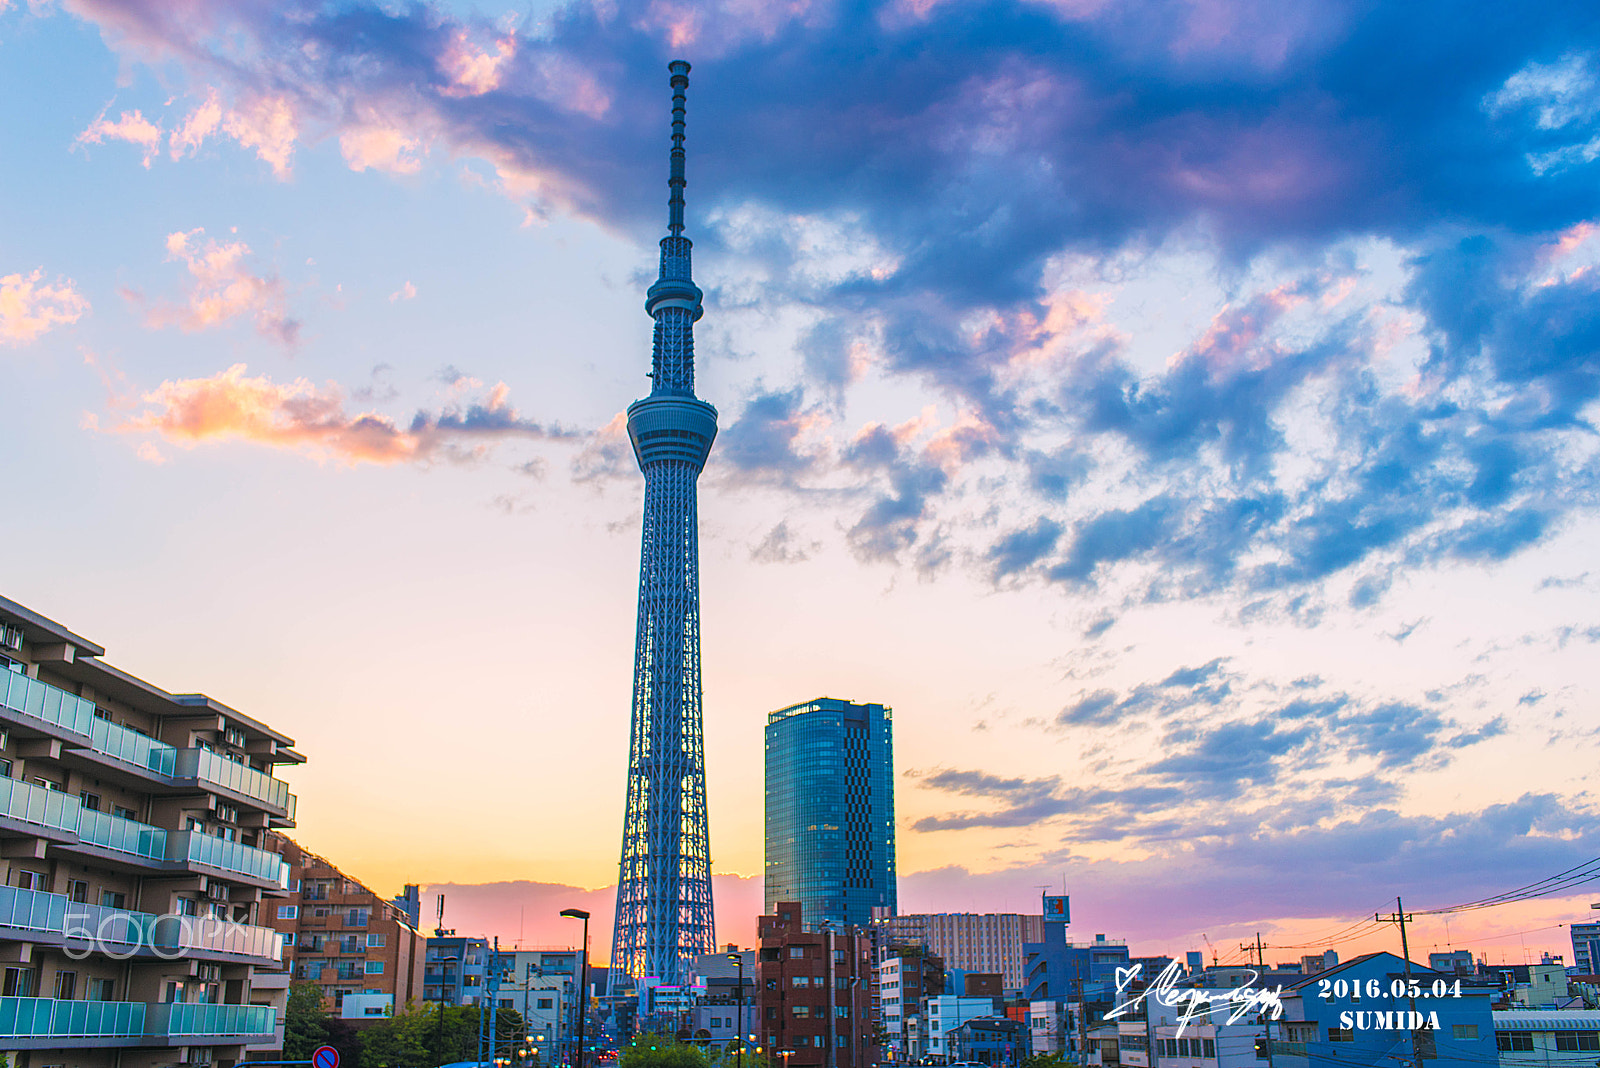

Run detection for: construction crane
[[1202, 933, 1218, 967]]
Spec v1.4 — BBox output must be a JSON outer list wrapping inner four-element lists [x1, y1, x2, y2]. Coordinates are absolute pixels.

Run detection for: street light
[[561, 909, 592, 1068], [728, 952, 746, 1068]]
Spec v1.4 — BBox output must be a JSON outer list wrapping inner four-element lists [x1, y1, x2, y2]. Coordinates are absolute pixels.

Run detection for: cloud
[[388, 281, 417, 302], [51, 0, 1600, 614], [107, 364, 570, 465], [0, 269, 89, 345], [136, 228, 299, 344], [76, 107, 161, 166], [750, 520, 820, 564]]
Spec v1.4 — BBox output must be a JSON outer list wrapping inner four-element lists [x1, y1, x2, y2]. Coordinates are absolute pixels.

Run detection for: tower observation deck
[[609, 59, 718, 992]]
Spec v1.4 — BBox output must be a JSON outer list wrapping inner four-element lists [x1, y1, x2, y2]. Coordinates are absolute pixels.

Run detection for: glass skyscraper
[[764, 697, 896, 927]]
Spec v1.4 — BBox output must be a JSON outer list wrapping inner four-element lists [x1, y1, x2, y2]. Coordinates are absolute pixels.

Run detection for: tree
[[621, 1032, 712, 1068], [284, 981, 330, 1058], [358, 1001, 528, 1068]]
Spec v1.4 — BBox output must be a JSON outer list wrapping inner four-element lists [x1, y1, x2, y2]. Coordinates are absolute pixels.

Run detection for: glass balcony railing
[[0, 996, 146, 1039], [169, 830, 286, 883], [173, 747, 294, 813], [87, 715, 177, 776], [75, 808, 168, 861], [0, 775, 82, 834], [0, 885, 69, 935], [160, 914, 282, 962], [150, 1001, 276, 1038], [60, 905, 283, 962], [0, 672, 95, 737]]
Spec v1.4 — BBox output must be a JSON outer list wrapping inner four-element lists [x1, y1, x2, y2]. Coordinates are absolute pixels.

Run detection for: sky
[[3, 0, 1600, 969]]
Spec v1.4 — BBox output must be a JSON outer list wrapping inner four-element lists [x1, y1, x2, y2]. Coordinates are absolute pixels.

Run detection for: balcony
[[173, 747, 295, 816], [0, 775, 82, 835], [76, 808, 167, 861], [148, 1001, 277, 1040], [62, 905, 282, 964], [87, 715, 177, 776], [0, 996, 146, 1039], [0, 672, 96, 737], [0, 885, 68, 937], [170, 829, 288, 885]]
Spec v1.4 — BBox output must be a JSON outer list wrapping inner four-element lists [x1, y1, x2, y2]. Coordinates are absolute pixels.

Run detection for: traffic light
[[1254, 1037, 1269, 1058]]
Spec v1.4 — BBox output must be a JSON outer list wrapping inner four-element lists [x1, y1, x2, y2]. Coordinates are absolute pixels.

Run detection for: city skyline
[[4, 0, 1600, 973]]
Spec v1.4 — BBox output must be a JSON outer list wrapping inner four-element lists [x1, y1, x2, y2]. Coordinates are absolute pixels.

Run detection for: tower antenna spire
[[667, 59, 690, 237]]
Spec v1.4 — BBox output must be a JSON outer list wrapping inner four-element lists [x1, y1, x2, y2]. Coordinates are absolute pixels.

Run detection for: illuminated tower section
[[610, 59, 718, 991]]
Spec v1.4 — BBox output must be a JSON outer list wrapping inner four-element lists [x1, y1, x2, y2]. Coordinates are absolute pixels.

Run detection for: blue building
[[1274, 952, 1497, 1068], [764, 697, 895, 927], [1023, 935, 1130, 1001]]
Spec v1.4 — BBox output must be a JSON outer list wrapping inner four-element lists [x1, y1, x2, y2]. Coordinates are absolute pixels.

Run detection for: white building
[[1494, 1010, 1600, 1066], [925, 995, 1000, 1060]]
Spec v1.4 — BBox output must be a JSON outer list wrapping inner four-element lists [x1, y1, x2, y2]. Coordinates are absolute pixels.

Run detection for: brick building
[[757, 902, 879, 1068], [262, 834, 425, 1019]]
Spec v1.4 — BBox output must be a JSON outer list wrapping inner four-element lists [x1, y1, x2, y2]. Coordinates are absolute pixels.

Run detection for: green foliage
[[358, 1002, 526, 1068], [284, 981, 331, 1058], [1022, 1053, 1076, 1068], [621, 1032, 712, 1068]]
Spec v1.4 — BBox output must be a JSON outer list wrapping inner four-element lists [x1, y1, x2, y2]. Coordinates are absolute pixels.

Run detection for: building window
[[89, 978, 114, 1001], [538, 998, 554, 1010], [1498, 1033, 1534, 1052], [79, 791, 100, 811], [793, 1006, 811, 1018], [347, 908, 370, 927], [66, 880, 88, 904], [112, 805, 136, 820], [13, 870, 42, 891], [366, 962, 385, 974], [1328, 1029, 1354, 1043], [835, 1006, 850, 1018], [53, 971, 76, 1000], [789, 947, 805, 958], [1556, 1033, 1598, 1051], [2, 968, 30, 998], [278, 906, 299, 919], [99, 891, 126, 909], [367, 933, 385, 947], [793, 977, 810, 988], [1203, 1039, 1216, 1057]]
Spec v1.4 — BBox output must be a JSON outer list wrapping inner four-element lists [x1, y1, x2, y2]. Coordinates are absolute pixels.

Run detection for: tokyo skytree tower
[[609, 59, 717, 991]]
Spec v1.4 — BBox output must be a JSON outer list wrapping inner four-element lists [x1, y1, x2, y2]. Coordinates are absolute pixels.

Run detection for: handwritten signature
[[1107, 961, 1285, 1036]]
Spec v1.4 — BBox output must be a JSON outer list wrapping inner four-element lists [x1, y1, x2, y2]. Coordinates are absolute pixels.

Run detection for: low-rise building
[[925, 995, 1001, 1060], [262, 835, 425, 1018], [946, 1015, 1029, 1065], [1494, 1009, 1600, 1066], [757, 901, 878, 1068]]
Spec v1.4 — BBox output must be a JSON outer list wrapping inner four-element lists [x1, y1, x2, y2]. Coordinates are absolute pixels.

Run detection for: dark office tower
[[765, 698, 896, 927], [609, 60, 718, 991]]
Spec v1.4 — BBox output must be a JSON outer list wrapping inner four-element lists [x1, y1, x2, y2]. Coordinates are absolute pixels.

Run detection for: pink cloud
[[140, 228, 299, 344], [0, 268, 90, 345], [439, 32, 517, 98], [76, 107, 162, 167], [417, 873, 762, 961], [339, 120, 425, 175], [106, 363, 571, 465], [168, 89, 223, 160], [222, 94, 296, 177]]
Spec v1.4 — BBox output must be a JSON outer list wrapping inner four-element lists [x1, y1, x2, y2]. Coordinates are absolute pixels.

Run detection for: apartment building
[[0, 595, 297, 1066], [756, 901, 879, 1068], [261, 835, 424, 1019], [877, 913, 1044, 993]]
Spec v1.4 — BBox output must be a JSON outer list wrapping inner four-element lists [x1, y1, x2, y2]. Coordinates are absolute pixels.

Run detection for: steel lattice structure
[[609, 59, 717, 993]]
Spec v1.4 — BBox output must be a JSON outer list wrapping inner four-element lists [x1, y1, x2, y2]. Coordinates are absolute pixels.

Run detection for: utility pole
[[1376, 897, 1426, 1063]]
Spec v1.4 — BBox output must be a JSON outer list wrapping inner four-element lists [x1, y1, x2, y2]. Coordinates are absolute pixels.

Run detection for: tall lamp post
[[561, 909, 592, 1068], [728, 952, 745, 1068]]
